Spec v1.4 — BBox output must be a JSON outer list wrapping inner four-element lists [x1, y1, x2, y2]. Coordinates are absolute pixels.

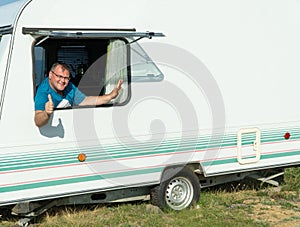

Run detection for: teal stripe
[[0, 167, 163, 193], [202, 150, 300, 166], [2, 127, 299, 162], [1, 127, 300, 172]]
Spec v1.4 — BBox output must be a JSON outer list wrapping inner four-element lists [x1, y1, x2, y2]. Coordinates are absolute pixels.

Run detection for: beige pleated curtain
[[105, 39, 128, 104]]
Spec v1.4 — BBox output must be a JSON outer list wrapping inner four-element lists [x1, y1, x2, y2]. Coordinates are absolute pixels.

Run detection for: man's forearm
[[80, 94, 113, 106], [34, 111, 50, 127], [79, 81, 122, 106]]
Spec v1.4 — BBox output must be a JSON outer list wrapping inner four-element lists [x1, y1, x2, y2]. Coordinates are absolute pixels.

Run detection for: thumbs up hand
[[45, 94, 54, 115]]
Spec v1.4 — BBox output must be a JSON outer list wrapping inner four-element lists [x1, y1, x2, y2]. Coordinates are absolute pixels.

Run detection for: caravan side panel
[[0, 0, 300, 205]]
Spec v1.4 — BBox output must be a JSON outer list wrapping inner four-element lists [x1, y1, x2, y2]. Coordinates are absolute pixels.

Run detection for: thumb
[[48, 94, 53, 103]]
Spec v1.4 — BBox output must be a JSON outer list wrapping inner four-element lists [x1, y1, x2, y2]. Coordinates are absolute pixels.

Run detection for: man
[[34, 62, 123, 127]]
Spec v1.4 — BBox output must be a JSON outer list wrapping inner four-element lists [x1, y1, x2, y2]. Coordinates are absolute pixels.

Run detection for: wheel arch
[[159, 163, 203, 183]]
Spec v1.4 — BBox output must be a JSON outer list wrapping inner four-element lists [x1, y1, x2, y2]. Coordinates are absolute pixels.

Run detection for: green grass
[[1, 167, 299, 227], [283, 167, 300, 193]]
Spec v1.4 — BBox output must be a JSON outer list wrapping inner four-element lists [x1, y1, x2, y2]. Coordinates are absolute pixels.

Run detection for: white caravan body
[[0, 0, 300, 208]]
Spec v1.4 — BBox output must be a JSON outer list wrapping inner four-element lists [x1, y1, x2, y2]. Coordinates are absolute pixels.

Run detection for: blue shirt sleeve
[[34, 81, 49, 111], [64, 83, 86, 106], [73, 85, 86, 105], [35, 91, 48, 111]]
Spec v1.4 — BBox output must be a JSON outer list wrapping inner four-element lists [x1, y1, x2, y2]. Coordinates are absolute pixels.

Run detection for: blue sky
[[0, 0, 20, 6]]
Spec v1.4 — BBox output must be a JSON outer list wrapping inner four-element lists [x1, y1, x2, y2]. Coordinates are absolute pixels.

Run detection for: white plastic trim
[[237, 127, 261, 165]]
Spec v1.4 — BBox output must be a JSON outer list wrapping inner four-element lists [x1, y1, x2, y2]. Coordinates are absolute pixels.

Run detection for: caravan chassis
[[9, 164, 286, 226]]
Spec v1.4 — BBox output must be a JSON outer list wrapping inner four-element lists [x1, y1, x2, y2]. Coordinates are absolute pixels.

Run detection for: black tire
[[150, 166, 200, 210]]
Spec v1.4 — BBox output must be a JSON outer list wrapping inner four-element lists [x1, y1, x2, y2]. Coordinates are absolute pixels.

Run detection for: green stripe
[[0, 167, 163, 193]]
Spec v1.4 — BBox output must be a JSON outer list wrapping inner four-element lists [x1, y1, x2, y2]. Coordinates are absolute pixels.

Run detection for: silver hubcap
[[165, 177, 194, 210]]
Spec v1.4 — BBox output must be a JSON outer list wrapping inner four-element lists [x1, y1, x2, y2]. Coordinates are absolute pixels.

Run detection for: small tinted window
[[130, 41, 164, 82]]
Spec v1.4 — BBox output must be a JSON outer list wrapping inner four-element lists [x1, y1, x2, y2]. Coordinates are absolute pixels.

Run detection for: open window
[[29, 28, 165, 108], [130, 41, 164, 82]]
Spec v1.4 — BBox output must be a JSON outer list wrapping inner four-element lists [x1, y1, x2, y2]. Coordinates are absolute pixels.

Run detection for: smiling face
[[48, 64, 70, 95]]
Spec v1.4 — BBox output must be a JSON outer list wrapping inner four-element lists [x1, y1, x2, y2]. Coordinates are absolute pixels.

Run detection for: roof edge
[[0, 0, 31, 28]]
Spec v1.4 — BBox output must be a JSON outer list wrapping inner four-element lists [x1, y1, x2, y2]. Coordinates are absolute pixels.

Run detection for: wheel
[[150, 166, 200, 210]]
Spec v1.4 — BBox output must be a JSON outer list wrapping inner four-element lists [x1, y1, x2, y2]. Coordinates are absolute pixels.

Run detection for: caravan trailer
[[0, 0, 300, 224]]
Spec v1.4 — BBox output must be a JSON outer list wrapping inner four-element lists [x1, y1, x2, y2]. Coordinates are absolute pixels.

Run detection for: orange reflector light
[[284, 132, 290, 140], [78, 153, 86, 162]]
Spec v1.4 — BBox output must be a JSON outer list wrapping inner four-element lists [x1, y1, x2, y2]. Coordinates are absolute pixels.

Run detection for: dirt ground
[[243, 189, 300, 227]]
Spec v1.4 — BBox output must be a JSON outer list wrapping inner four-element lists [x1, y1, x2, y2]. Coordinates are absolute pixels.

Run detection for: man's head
[[48, 63, 71, 93]]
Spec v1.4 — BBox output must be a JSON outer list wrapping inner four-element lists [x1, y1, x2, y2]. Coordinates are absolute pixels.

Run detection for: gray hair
[[50, 62, 70, 72]]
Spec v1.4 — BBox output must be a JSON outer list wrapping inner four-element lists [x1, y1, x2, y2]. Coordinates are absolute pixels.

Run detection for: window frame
[[31, 28, 165, 111], [33, 36, 132, 110]]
